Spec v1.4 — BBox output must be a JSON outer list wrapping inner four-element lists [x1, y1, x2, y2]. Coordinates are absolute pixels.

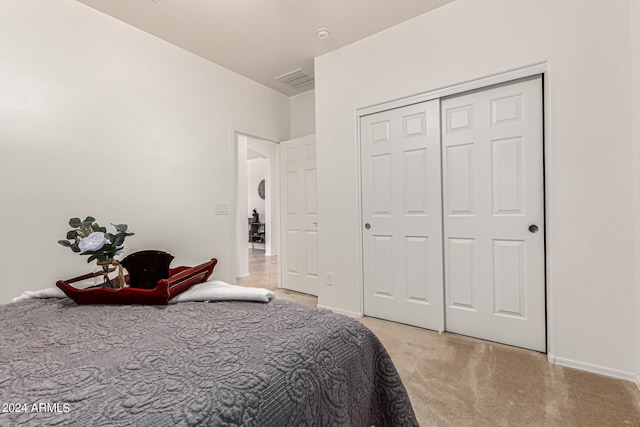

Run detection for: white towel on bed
[[168, 280, 275, 304], [11, 280, 96, 303], [11, 287, 67, 303], [11, 280, 275, 304]]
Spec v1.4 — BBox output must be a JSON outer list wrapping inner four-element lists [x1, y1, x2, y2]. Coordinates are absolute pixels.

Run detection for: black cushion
[[120, 250, 174, 289]]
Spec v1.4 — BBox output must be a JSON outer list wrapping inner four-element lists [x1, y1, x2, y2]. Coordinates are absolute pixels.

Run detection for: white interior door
[[441, 76, 545, 351], [280, 135, 318, 296], [361, 100, 444, 330]]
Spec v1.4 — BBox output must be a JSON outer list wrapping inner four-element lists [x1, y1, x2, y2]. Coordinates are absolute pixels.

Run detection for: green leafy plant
[[57, 216, 135, 263]]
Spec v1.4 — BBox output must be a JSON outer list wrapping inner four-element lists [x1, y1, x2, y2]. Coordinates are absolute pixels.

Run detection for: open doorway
[[234, 133, 279, 290]]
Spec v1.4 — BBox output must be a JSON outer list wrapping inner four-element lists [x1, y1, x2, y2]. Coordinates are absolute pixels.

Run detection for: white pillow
[[169, 280, 275, 303]]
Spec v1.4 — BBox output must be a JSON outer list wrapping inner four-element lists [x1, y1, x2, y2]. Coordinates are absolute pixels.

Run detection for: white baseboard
[[236, 273, 249, 279], [316, 304, 363, 319], [548, 353, 636, 383]]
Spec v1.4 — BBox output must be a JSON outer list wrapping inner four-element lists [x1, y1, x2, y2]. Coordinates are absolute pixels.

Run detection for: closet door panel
[[442, 76, 545, 352], [361, 100, 444, 331]]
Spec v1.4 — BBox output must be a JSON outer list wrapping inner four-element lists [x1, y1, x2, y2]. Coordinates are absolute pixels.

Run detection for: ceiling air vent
[[274, 68, 314, 92]]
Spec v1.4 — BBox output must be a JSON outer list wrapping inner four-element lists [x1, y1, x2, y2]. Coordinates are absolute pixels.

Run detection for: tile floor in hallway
[[236, 248, 318, 306]]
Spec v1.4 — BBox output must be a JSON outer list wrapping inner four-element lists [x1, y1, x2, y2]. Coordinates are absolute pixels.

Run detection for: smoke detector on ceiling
[[316, 28, 330, 39]]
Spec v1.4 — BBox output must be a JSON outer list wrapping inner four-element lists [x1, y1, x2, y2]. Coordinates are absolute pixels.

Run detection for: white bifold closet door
[[361, 76, 545, 352], [361, 100, 445, 331], [441, 76, 545, 352]]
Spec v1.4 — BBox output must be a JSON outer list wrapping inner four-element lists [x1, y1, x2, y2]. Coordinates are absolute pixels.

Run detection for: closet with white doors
[[361, 76, 545, 352]]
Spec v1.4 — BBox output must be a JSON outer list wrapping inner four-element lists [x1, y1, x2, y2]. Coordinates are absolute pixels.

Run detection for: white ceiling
[[76, 0, 455, 96]]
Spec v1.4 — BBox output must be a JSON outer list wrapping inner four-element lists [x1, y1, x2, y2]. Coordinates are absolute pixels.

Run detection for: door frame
[[356, 62, 552, 353], [230, 127, 282, 288]]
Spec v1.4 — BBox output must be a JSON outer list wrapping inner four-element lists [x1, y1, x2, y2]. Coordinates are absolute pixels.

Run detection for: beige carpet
[[239, 250, 640, 426], [360, 317, 640, 426]]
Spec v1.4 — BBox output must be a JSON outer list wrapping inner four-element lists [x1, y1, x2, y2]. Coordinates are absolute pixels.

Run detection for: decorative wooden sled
[[56, 256, 217, 305]]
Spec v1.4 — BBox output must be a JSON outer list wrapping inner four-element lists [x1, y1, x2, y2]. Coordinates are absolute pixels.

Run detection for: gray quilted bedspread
[[0, 298, 418, 426]]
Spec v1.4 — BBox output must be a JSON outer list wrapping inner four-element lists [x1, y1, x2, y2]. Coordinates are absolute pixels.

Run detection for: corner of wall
[[289, 90, 316, 139], [631, 0, 640, 387]]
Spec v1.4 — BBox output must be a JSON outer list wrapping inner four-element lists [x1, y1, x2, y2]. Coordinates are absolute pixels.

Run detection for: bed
[[0, 296, 418, 426]]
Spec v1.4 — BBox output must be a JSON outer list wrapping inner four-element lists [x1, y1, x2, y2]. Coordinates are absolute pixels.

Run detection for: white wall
[[247, 159, 266, 221], [632, 0, 640, 388], [315, 0, 637, 379], [290, 90, 316, 138], [247, 137, 278, 256], [0, 0, 290, 302]]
